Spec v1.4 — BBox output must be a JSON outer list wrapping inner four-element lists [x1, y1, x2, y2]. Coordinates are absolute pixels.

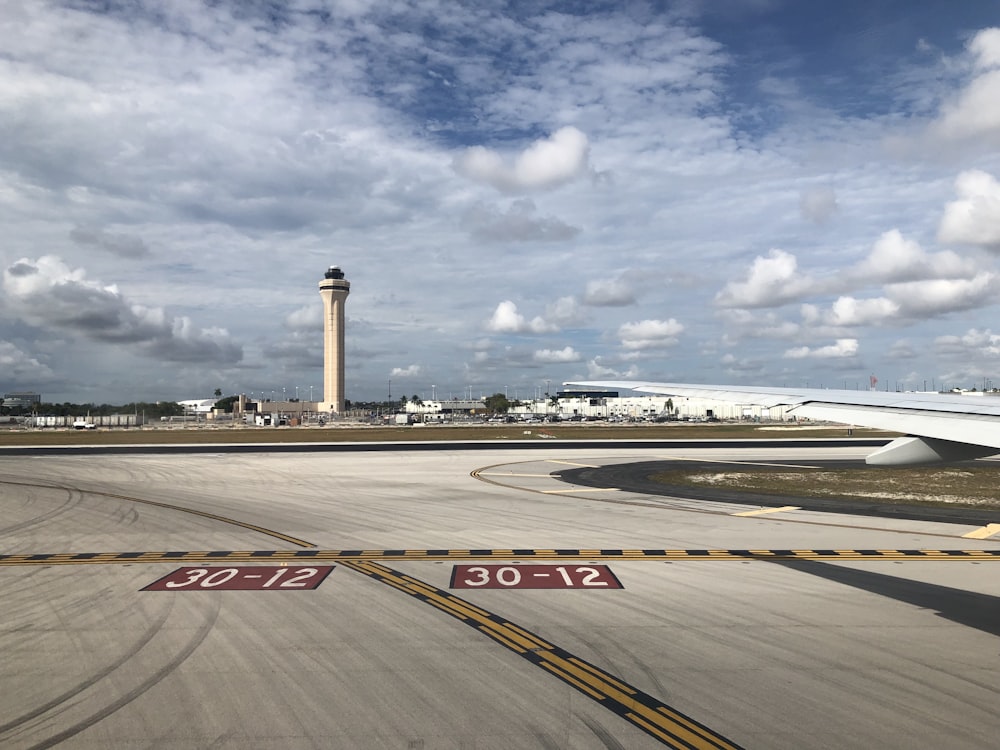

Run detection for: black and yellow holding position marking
[[2, 548, 999, 566], [341, 559, 743, 750]]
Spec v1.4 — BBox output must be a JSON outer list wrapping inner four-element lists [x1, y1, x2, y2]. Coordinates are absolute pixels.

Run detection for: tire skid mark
[[12, 596, 221, 750], [0, 598, 175, 736], [0, 478, 315, 548], [0, 483, 82, 536]]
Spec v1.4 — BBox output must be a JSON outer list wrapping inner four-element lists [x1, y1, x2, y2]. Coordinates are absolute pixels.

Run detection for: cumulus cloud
[[618, 318, 684, 350], [462, 199, 580, 242], [533, 346, 581, 363], [857, 229, 976, 281], [69, 227, 149, 258], [721, 309, 801, 339], [0, 340, 53, 381], [887, 274, 998, 315], [285, 304, 322, 330], [938, 170, 1000, 250], [720, 352, 767, 376], [811, 272, 996, 328], [454, 127, 591, 193], [390, 364, 422, 378], [583, 277, 637, 306], [586, 357, 639, 380], [929, 28, 1000, 144], [824, 296, 901, 326], [3, 256, 241, 364], [799, 186, 838, 224], [715, 249, 815, 308], [485, 300, 558, 334], [783, 338, 858, 359], [935, 328, 1000, 357]]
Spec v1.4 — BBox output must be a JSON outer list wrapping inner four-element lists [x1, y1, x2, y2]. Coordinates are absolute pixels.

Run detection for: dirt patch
[[651, 467, 1000, 509]]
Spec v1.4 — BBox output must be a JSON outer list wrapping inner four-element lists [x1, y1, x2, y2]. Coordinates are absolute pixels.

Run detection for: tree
[[484, 393, 511, 414], [214, 388, 223, 399], [214, 395, 239, 413]]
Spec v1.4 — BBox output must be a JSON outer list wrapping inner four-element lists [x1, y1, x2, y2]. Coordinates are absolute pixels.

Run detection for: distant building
[[2, 392, 41, 411], [177, 398, 216, 414]]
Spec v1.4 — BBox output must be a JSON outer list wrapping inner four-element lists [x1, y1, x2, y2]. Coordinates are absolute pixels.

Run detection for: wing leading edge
[[565, 380, 1000, 465]]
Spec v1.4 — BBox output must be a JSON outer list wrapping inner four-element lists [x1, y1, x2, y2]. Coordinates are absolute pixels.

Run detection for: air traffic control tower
[[319, 266, 350, 412]]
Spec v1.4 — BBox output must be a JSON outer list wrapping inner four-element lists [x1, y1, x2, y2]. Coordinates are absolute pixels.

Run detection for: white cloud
[[0, 340, 53, 381], [857, 229, 976, 281], [938, 170, 1000, 250], [887, 273, 998, 316], [618, 318, 684, 350], [720, 308, 801, 339], [586, 357, 639, 379], [929, 28, 1000, 144], [715, 250, 815, 309], [583, 278, 636, 306], [799, 186, 838, 224], [462, 199, 580, 242], [69, 227, 149, 258], [812, 271, 997, 328], [935, 328, 1000, 357], [285, 304, 322, 330], [3, 256, 241, 363], [544, 296, 585, 327], [2, 4, 999, 403], [824, 296, 900, 326], [533, 346, 581, 363], [485, 300, 558, 334], [454, 127, 591, 193], [783, 338, 858, 359], [390, 364, 422, 378]]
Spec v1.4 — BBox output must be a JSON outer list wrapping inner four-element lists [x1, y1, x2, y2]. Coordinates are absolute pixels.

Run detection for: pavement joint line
[[2, 548, 999, 566], [654, 455, 823, 469], [476, 472, 557, 477], [542, 487, 620, 493]]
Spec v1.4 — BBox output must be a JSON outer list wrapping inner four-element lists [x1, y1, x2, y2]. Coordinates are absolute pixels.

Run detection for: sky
[[3, 1, 1000, 405]]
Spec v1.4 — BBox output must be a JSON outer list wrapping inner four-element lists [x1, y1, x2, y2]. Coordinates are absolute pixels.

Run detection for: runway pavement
[[2, 443, 999, 749]]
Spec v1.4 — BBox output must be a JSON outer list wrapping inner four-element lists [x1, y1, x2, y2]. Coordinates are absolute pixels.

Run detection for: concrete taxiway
[[2, 443, 999, 749]]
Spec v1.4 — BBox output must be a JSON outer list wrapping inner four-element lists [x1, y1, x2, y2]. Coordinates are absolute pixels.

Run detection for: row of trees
[[0, 400, 185, 419]]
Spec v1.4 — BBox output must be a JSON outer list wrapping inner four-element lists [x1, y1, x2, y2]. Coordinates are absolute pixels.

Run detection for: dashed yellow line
[[2, 548, 999, 566], [338, 559, 744, 749]]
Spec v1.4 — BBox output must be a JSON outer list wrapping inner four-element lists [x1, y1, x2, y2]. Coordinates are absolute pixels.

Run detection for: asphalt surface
[[2, 442, 998, 749]]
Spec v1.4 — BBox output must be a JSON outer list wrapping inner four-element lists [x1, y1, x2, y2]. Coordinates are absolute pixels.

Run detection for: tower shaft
[[319, 267, 350, 412]]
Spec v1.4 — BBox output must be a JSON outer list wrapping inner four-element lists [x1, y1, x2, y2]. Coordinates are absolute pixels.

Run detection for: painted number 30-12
[[142, 565, 335, 591], [450, 564, 622, 589]]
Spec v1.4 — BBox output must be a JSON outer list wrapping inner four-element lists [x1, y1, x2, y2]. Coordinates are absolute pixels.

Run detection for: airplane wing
[[565, 380, 1000, 465]]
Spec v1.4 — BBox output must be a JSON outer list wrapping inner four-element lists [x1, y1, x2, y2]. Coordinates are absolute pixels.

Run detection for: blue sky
[[2, 1, 1000, 404]]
